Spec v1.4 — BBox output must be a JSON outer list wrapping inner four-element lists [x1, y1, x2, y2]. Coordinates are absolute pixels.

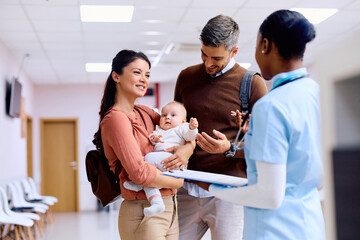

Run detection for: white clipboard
[[162, 169, 248, 187]]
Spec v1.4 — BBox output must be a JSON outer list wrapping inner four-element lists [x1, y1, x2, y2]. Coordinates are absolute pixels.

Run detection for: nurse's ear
[[261, 37, 271, 55]]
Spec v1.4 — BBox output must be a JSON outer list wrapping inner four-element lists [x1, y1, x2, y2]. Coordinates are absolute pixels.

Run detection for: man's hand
[[231, 109, 250, 133], [196, 129, 231, 154], [189, 117, 198, 130], [162, 142, 194, 170], [193, 181, 210, 191]]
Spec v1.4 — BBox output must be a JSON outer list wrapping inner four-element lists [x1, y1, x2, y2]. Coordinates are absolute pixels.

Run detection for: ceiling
[[0, 0, 359, 85]]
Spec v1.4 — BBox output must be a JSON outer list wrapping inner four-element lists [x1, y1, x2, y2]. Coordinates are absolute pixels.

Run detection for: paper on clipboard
[[162, 169, 248, 187]]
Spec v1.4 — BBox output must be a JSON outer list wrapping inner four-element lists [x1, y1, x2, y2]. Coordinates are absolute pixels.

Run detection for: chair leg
[[0, 224, 4, 239], [43, 212, 48, 228], [47, 208, 54, 224], [35, 220, 43, 237], [3, 224, 12, 240], [18, 226, 26, 240], [14, 226, 20, 240], [39, 212, 46, 230], [32, 224, 39, 240], [26, 226, 34, 240]]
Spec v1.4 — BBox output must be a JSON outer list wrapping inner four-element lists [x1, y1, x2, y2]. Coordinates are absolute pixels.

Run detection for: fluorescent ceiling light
[[86, 63, 111, 72], [290, 8, 338, 24], [238, 62, 251, 69], [80, 5, 134, 22]]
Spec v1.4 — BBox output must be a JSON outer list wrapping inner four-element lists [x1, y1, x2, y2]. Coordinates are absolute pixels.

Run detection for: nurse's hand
[[196, 130, 231, 154]]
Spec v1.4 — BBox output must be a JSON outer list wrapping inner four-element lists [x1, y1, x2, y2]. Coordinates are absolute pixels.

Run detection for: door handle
[[69, 161, 77, 167], [69, 161, 78, 170]]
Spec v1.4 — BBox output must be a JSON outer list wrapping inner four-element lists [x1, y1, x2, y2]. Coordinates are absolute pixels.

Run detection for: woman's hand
[[196, 130, 231, 154], [162, 142, 195, 170]]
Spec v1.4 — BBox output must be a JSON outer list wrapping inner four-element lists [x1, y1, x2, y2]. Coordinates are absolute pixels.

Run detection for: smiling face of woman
[[114, 58, 150, 98]]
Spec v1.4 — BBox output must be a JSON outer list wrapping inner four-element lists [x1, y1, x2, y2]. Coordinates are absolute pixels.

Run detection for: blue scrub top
[[244, 68, 325, 239]]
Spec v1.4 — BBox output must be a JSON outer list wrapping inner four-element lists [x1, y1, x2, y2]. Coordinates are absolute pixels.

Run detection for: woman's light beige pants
[[118, 195, 178, 240]]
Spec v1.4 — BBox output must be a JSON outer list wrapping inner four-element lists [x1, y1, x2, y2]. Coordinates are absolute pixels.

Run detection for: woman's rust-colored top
[[101, 105, 176, 200]]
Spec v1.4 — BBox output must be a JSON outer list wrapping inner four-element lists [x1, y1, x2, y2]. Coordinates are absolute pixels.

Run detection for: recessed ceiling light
[[290, 8, 338, 24], [85, 63, 111, 72], [238, 62, 251, 69], [143, 20, 162, 24], [142, 31, 164, 36], [80, 5, 134, 22]]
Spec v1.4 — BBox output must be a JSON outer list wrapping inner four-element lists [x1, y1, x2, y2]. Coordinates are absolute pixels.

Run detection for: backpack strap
[[239, 71, 260, 113]]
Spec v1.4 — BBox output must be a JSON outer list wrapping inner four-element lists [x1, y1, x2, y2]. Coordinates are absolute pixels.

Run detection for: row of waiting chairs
[[0, 178, 58, 240]]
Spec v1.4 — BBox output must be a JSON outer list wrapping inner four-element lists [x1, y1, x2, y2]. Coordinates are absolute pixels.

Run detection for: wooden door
[[26, 116, 33, 178], [40, 119, 78, 212]]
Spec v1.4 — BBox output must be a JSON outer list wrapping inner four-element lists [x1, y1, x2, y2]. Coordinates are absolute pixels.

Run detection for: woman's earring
[[261, 50, 265, 54]]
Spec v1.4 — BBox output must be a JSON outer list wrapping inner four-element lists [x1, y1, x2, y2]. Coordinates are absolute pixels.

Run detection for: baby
[[124, 101, 198, 217]]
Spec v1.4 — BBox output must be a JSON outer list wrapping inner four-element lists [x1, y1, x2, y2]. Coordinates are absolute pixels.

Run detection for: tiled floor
[[41, 211, 119, 240], [41, 211, 211, 240]]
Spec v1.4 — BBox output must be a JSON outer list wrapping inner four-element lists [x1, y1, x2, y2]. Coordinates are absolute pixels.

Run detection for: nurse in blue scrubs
[[196, 9, 325, 239]]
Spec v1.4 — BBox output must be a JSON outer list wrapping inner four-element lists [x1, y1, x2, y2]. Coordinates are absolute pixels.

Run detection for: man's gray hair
[[200, 15, 240, 51]]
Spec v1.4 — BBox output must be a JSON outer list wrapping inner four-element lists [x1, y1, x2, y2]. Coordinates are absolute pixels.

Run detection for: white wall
[[158, 81, 176, 110], [0, 41, 34, 186], [33, 84, 103, 210]]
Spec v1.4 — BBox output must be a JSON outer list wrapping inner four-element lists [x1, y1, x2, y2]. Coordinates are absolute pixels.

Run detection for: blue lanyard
[[271, 74, 309, 91]]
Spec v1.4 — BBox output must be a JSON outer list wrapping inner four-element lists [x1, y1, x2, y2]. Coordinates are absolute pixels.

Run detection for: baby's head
[[159, 101, 187, 130]]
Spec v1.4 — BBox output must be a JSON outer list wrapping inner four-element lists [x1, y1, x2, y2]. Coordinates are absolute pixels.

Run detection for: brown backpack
[[85, 150, 122, 207]]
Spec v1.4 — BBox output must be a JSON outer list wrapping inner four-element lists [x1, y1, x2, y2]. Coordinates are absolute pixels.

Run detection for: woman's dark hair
[[93, 49, 151, 151], [259, 9, 316, 60]]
